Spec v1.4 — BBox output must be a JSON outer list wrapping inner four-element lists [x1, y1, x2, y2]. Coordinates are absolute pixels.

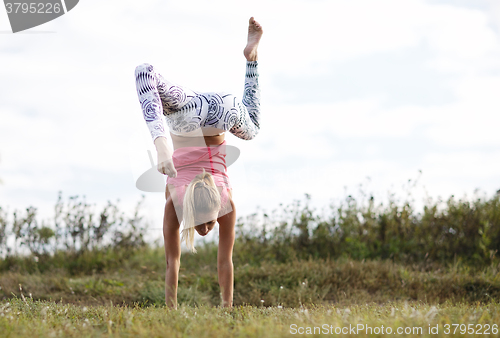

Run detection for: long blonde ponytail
[[181, 169, 221, 253]]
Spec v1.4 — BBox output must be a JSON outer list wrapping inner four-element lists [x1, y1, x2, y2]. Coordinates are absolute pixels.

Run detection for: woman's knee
[[135, 63, 154, 76]]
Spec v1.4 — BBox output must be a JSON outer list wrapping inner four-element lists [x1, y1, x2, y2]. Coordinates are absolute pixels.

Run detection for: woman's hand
[[154, 136, 177, 178], [157, 153, 177, 178]]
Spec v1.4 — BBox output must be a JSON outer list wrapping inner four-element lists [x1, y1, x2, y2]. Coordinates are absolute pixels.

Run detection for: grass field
[[1, 247, 500, 337], [1, 246, 500, 307], [1, 192, 500, 336], [1, 298, 499, 337]]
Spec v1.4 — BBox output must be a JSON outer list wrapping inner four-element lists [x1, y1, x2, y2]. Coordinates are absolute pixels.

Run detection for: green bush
[[0, 192, 147, 274], [233, 190, 500, 267], [1, 183, 500, 275]]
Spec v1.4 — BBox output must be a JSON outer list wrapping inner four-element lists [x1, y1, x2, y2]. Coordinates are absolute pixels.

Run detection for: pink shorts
[[167, 141, 232, 218]]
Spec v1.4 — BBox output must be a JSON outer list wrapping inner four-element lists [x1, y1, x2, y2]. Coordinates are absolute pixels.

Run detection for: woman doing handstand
[[134, 17, 263, 309]]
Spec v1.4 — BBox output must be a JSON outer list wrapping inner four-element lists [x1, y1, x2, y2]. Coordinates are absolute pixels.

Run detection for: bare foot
[[243, 17, 263, 61]]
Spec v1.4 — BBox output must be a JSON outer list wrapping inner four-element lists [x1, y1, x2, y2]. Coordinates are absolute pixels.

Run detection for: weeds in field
[[1, 182, 499, 335], [0, 192, 147, 273], [1, 249, 499, 307], [234, 188, 500, 267], [1, 184, 500, 275]]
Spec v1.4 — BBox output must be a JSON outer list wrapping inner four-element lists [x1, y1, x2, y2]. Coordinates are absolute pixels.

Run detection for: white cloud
[[424, 76, 500, 146], [424, 4, 498, 58], [423, 150, 500, 178]]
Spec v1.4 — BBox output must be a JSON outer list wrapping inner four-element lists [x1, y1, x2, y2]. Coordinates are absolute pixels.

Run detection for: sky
[[1, 0, 500, 243]]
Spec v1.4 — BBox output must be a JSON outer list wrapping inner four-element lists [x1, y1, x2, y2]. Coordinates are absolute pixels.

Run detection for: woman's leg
[[226, 60, 261, 140], [163, 195, 182, 309], [135, 19, 263, 142], [135, 63, 197, 141], [209, 17, 263, 140]]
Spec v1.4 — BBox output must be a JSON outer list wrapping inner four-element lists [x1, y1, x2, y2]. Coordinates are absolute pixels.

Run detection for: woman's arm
[[135, 63, 178, 178], [163, 196, 182, 309], [217, 198, 236, 307], [154, 136, 177, 178]]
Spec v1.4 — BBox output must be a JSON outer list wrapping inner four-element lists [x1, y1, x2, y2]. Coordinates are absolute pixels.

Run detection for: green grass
[[2, 189, 500, 336], [0, 298, 499, 337], [1, 247, 500, 337], [1, 246, 500, 308]]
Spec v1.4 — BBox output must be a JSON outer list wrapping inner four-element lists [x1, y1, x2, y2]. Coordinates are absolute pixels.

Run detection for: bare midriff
[[170, 132, 225, 150]]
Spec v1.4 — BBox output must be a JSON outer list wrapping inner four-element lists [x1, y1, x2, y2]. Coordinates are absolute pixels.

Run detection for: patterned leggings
[[134, 61, 261, 142]]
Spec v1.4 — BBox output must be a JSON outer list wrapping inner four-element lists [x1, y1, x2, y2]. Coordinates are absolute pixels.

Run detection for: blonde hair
[[181, 169, 221, 253]]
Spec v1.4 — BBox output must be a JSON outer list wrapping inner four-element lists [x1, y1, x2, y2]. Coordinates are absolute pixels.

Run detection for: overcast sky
[[1, 0, 500, 242]]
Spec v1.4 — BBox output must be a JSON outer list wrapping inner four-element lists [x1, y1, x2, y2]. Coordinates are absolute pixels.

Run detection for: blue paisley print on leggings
[[135, 61, 261, 141]]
